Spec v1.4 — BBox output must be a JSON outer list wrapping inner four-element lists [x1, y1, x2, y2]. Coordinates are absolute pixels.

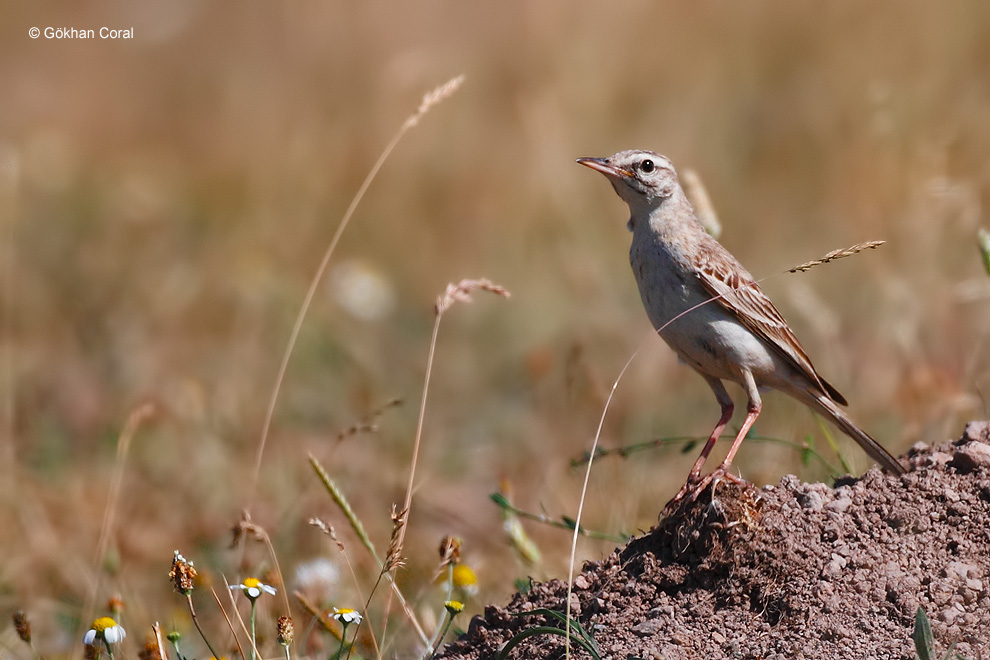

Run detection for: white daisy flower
[[230, 577, 277, 600], [83, 617, 126, 645], [331, 607, 363, 625]]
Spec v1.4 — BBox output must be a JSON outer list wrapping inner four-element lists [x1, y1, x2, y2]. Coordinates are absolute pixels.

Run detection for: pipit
[[577, 150, 904, 502]]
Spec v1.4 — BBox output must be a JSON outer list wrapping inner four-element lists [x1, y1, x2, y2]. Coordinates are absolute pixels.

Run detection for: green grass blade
[[914, 606, 935, 660]]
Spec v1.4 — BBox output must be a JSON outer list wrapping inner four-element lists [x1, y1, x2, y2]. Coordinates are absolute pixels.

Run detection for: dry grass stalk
[[306, 516, 381, 660], [435, 278, 510, 316], [150, 622, 168, 660], [309, 455, 428, 647], [216, 584, 248, 660], [248, 73, 465, 513], [681, 168, 721, 239], [379, 278, 508, 646], [336, 397, 403, 443], [788, 240, 885, 273], [294, 591, 340, 637], [81, 401, 157, 656], [229, 510, 291, 617]]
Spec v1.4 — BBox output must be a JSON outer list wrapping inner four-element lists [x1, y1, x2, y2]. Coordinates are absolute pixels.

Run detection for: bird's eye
[[640, 159, 655, 173]]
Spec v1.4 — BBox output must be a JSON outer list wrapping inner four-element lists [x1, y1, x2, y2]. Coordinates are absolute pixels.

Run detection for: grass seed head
[[12, 610, 30, 644], [277, 614, 294, 646]]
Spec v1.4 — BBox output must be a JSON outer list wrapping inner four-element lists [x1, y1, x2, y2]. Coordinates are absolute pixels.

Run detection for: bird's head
[[577, 150, 679, 212]]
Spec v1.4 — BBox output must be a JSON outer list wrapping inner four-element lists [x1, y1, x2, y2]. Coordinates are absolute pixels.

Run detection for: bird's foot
[[691, 465, 746, 497], [662, 465, 747, 518]]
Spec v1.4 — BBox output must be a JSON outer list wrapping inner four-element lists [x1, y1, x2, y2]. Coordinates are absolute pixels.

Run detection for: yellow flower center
[[452, 564, 477, 587], [242, 577, 261, 589], [336, 608, 355, 614], [92, 617, 118, 633]]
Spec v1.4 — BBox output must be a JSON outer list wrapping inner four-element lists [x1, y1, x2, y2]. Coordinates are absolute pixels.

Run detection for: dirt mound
[[442, 422, 990, 660]]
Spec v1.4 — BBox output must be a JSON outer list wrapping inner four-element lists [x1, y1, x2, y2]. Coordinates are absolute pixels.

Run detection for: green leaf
[[490, 492, 511, 508], [498, 626, 601, 660], [507, 609, 602, 657], [914, 606, 935, 660]]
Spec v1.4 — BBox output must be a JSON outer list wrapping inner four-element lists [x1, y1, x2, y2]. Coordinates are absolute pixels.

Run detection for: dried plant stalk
[[788, 240, 885, 273], [682, 168, 721, 239], [249, 74, 465, 510]]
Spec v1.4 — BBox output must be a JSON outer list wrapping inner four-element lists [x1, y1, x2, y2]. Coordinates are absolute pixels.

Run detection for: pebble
[[951, 442, 990, 472], [826, 497, 853, 513]]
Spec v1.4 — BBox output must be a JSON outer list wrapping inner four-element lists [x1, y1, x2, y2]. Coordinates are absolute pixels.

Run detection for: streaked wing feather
[[695, 246, 846, 404]]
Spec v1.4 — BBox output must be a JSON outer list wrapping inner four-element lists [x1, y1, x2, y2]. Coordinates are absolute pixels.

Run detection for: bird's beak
[[576, 157, 633, 179]]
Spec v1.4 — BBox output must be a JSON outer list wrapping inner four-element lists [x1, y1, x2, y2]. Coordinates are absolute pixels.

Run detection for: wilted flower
[[169, 551, 197, 594], [277, 614, 294, 646]]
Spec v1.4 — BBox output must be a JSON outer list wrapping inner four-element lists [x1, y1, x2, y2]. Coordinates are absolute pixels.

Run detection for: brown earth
[[441, 422, 990, 660]]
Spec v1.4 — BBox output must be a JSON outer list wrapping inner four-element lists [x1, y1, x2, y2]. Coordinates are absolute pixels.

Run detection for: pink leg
[[687, 377, 734, 480], [669, 377, 733, 503], [691, 371, 762, 496]]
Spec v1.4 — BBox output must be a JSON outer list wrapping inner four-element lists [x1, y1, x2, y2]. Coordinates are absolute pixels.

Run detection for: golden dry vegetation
[[2, 3, 989, 658]]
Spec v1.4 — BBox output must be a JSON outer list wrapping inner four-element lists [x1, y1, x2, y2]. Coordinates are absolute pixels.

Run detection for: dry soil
[[441, 421, 990, 660]]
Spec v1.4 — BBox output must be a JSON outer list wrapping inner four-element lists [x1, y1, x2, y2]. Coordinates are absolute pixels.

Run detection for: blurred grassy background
[[2, 1, 990, 655]]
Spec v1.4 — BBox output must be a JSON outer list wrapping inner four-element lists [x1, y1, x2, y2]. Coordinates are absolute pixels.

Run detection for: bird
[[577, 150, 904, 502]]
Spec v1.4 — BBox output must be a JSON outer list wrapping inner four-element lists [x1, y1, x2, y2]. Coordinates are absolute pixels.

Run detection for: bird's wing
[[694, 241, 847, 405]]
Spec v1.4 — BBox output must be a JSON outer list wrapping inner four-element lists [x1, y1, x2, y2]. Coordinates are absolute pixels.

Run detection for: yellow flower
[[452, 564, 478, 596], [230, 577, 276, 600], [83, 617, 126, 646], [444, 600, 464, 615], [331, 607, 363, 625]]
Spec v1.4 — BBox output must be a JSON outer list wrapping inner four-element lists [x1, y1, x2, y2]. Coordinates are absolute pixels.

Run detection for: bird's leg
[[691, 371, 762, 496], [668, 377, 733, 505]]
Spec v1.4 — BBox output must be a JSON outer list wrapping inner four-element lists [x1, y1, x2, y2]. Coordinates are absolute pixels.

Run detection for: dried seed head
[[438, 536, 462, 566], [411, 75, 465, 126], [435, 278, 510, 316], [308, 517, 345, 552], [788, 240, 885, 273], [384, 504, 408, 573], [231, 509, 266, 548], [169, 550, 197, 594], [277, 614, 294, 646], [107, 596, 124, 617], [12, 610, 30, 644]]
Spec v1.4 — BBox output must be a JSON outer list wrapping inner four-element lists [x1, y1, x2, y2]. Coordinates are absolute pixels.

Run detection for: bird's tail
[[809, 395, 905, 476]]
